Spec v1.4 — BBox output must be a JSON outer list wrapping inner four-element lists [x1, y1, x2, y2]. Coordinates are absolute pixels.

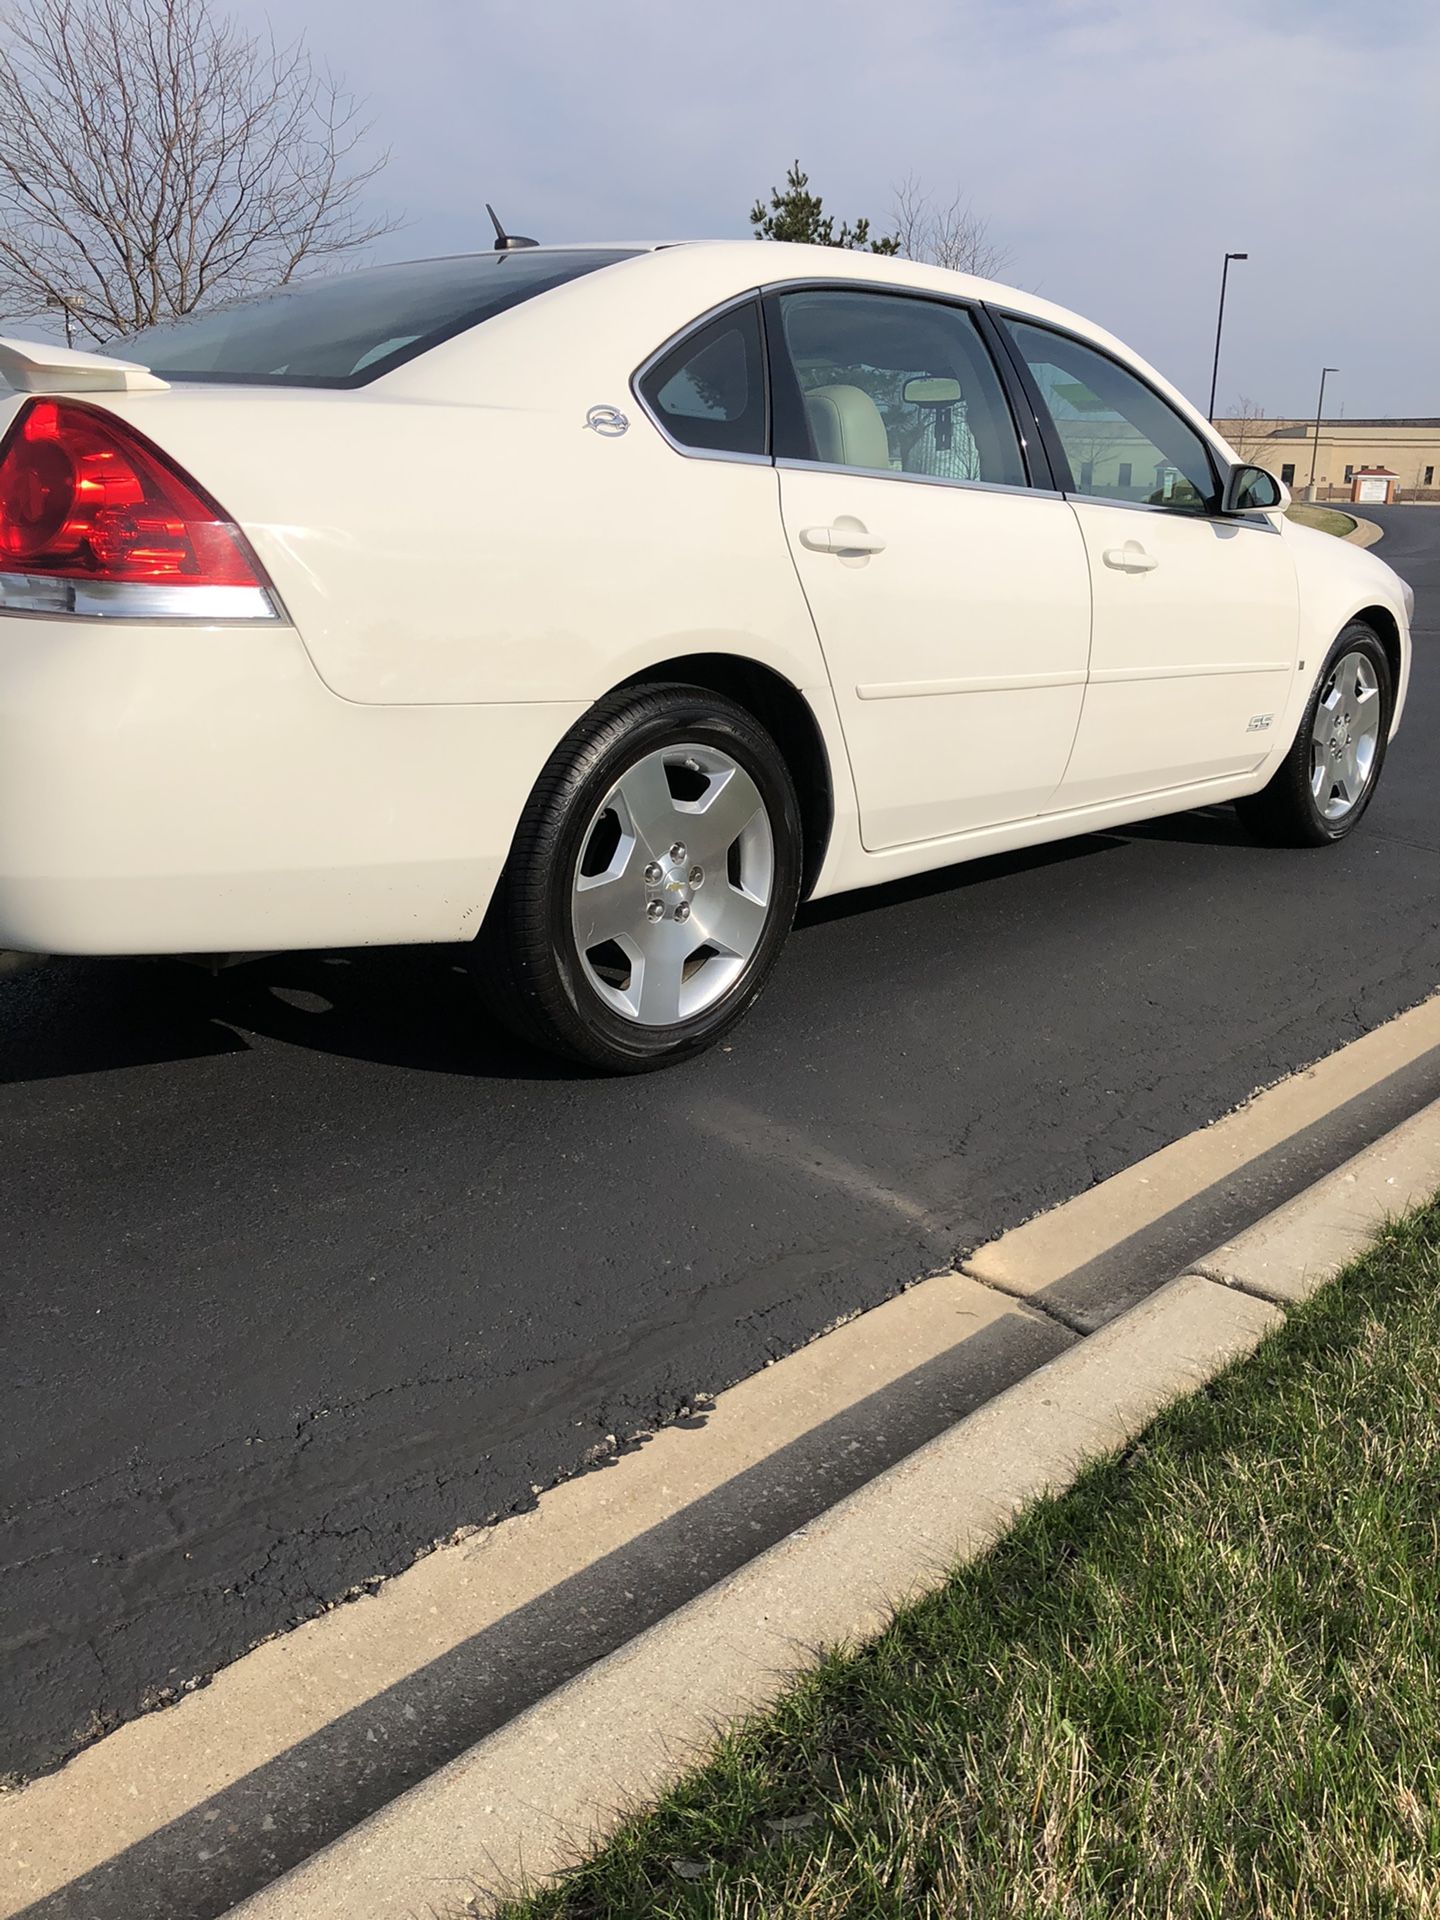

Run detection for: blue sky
[[29, 0, 1440, 415], [233, 0, 1436, 417]]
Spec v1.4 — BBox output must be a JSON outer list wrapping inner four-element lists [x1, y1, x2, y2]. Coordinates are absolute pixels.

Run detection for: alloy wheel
[[1310, 649, 1381, 822], [571, 742, 774, 1026]]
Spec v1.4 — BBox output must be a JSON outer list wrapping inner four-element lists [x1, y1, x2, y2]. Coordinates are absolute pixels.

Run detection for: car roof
[[376, 238, 1126, 390], [421, 237, 1028, 302], [270, 240, 1230, 462], [434, 239, 1112, 359]]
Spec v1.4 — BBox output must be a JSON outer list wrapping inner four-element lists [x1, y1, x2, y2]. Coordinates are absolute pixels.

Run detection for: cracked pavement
[[2, 504, 1436, 1783]]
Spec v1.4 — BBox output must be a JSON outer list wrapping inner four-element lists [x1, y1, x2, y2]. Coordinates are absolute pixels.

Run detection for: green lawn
[[494, 1198, 1440, 1919], [1287, 504, 1359, 539]]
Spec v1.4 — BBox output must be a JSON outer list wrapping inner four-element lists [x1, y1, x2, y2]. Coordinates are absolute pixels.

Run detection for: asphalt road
[[4, 504, 1437, 1785]]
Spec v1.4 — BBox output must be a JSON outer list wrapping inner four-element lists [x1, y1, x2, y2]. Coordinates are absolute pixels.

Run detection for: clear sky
[[32, 0, 1440, 417]]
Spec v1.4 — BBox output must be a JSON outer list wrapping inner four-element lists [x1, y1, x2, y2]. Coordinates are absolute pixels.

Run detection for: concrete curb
[[1195, 1098, 1440, 1303], [226, 1099, 1440, 1920], [1347, 514, 1385, 547]]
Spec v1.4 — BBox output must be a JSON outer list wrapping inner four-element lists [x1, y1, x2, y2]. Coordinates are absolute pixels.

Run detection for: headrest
[[802, 383, 891, 472]]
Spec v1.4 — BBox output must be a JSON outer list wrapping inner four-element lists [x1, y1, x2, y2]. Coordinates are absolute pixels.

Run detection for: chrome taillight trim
[[0, 573, 279, 622]]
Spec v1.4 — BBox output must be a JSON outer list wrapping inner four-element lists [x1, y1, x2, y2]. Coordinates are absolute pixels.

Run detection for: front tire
[[473, 684, 803, 1072], [1236, 621, 1392, 847]]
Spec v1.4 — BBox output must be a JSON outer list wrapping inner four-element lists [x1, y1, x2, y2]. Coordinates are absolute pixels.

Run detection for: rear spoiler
[[0, 336, 168, 394]]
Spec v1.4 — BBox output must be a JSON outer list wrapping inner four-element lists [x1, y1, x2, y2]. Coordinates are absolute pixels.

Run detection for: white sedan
[[0, 241, 1414, 1069]]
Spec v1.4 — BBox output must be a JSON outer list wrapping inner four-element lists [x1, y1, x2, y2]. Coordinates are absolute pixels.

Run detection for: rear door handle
[[799, 524, 887, 556], [1102, 541, 1158, 573]]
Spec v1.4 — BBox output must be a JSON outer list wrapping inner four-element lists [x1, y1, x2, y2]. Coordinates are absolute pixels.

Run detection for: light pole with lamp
[[44, 292, 90, 349], [1309, 366, 1338, 496], [1206, 250, 1248, 422]]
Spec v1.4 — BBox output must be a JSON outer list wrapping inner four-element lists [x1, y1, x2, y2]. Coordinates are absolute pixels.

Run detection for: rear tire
[[473, 683, 802, 1072], [1236, 621, 1392, 847]]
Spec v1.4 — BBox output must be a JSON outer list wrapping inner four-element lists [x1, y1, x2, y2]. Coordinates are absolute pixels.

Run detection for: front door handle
[[1102, 540, 1158, 573], [799, 523, 887, 557]]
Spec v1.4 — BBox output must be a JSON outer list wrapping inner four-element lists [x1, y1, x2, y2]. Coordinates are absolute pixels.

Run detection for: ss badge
[[1246, 713, 1274, 732]]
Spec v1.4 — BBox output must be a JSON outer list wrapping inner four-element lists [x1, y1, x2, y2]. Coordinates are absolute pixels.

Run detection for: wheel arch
[[1271, 599, 1407, 770], [614, 653, 834, 899], [1352, 603, 1403, 707]]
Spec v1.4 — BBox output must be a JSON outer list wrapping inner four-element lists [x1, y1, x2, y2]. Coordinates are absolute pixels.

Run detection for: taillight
[[0, 398, 277, 619]]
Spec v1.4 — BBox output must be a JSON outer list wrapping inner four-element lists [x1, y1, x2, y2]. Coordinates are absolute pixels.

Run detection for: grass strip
[[493, 1198, 1440, 1919], [1287, 504, 1359, 539]]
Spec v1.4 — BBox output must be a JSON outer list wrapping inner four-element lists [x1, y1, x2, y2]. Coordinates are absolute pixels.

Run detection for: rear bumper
[[0, 615, 581, 955]]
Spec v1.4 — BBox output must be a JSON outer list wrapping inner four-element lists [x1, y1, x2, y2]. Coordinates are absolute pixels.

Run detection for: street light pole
[[45, 291, 88, 349], [1207, 250, 1248, 422], [1309, 366, 1338, 492]]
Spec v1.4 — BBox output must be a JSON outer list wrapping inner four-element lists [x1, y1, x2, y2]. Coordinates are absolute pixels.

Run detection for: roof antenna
[[486, 203, 539, 252]]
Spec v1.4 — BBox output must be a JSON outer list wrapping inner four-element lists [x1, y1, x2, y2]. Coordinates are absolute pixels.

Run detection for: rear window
[[124, 250, 639, 388]]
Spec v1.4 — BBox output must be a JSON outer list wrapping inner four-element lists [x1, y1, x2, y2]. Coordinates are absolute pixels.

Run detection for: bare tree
[[1221, 396, 1278, 465], [890, 173, 1011, 280], [0, 0, 397, 343]]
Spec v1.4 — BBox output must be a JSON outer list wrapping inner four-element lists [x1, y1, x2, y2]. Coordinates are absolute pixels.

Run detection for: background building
[[1214, 416, 1440, 503]]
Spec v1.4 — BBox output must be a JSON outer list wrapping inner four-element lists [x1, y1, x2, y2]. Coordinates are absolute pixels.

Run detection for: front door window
[[1004, 319, 1217, 513]]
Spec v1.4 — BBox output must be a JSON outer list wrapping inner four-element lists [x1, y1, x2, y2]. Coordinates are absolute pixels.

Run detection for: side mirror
[[1223, 464, 1289, 514]]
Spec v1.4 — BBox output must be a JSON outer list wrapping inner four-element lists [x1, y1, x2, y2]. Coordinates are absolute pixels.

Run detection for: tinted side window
[[769, 289, 1026, 488], [638, 302, 766, 456], [1004, 319, 1217, 512]]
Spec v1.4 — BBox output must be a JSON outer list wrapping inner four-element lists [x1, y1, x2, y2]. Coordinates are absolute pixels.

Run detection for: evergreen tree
[[750, 161, 899, 253]]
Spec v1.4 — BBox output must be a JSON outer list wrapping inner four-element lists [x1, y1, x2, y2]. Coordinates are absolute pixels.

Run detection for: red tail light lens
[[0, 398, 267, 591]]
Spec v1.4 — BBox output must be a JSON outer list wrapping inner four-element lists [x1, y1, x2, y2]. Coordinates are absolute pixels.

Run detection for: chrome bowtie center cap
[[641, 850, 701, 918]]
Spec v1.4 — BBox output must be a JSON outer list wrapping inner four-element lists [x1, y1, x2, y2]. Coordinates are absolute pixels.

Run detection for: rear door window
[[767, 288, 1027, 488]]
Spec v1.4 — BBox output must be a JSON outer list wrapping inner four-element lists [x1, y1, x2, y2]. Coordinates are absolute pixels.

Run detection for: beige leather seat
[[802, 383, 891, 471]]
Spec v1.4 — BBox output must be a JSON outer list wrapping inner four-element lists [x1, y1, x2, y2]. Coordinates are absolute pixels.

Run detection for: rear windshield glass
[[124, 250, 639, 388]]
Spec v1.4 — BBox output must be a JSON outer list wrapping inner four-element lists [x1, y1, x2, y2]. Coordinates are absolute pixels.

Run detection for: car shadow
[[796, 829, 1129, 926], [0, 946, 587, 1088], [1119, 803, 1252, 848], [0, 812, 1240, 1088], [213, 947, 592, 1081], [0, 955, 252, 1086]]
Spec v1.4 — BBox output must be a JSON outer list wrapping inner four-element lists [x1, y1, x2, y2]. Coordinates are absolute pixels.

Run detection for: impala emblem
[[585, 404, 629, 437]]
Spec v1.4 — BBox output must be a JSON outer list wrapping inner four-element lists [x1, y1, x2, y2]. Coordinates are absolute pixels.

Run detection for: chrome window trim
[[775, 457, 1061, 502], [631, 289, 770, 462], [0, 573, 283, 622]]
